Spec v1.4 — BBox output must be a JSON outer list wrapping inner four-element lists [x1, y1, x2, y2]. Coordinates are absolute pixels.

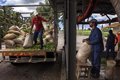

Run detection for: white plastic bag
[[23, 33, 33, 48]]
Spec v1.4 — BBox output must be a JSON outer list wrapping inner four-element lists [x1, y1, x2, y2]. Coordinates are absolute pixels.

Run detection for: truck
[[0, 24, 58, 64]]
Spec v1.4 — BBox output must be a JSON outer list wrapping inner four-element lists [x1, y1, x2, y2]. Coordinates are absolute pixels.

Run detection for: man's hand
[[85, 40, 91, 45], [82, 39, 90, 45], [82, 38, 89, 42], [82, 39, 86, 42]]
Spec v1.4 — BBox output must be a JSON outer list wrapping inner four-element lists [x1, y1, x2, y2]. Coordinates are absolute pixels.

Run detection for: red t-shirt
[[32, 15, 47, 31]]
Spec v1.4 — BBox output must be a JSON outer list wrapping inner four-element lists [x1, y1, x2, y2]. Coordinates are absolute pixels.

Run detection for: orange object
[[116, 33, 120, 43]]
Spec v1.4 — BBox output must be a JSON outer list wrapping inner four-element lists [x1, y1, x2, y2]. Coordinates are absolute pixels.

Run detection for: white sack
[[23, 33, 33, 48], [105, 60, 116, 80], [76, 42, 91, 63]]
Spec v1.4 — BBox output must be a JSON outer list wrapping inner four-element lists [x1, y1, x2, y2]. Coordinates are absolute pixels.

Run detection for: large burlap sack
[[44, 31, 49, 36], [43, 38, 47, 45], [13, 36, 24, 44], [23, 33, 33, 48], [45, 34, 52, 40], [3, 33, 17, 40], [9, 25, 20, 31], [42, 22, 49, 31], [49, 24, 54, 30], [49, 38, 54, 43], [105, 60, 116, 80], [4, 40, 15, 48], [20, 30, 26, 37], [7, 30, 21, 35], [76, 42, 91, 63]]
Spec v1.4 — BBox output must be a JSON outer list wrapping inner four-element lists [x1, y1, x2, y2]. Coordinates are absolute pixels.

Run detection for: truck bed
[[0, 49, 56, 63]]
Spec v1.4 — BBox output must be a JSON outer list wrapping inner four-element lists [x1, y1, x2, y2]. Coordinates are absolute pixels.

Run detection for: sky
[[78, 14, 117, 29], [0, 0, 45, 17]]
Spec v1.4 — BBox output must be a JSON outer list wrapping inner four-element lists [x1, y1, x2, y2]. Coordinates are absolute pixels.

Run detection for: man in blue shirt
[[84, 19, 104, 78]]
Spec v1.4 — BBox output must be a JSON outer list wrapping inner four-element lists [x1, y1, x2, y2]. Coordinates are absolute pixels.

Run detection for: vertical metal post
[[65, 0, 77, 80], [53, 1, 58, 51]]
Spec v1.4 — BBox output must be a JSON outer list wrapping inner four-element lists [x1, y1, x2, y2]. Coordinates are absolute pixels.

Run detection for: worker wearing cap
[[31, 11, 48, 49], [85, 19, 104, 78]]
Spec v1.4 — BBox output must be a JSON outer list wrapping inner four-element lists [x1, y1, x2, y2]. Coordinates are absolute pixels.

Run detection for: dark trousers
[[106, 45, 115, 59], [91, 49, 101, 76], [33, 29, 43, 48]]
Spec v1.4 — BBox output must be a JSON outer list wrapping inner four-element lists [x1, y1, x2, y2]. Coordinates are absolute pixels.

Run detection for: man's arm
[[40, 16, 48, 22]]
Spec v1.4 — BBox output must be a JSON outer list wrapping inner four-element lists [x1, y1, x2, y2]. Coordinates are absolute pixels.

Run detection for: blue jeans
[[33, 29, 43, 48]]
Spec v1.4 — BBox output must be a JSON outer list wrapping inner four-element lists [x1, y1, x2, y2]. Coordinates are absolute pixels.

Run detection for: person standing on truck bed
[[30, 11, 48, 49]]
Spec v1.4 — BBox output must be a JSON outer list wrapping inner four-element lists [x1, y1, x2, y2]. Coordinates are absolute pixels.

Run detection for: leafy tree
[[36, 0, 53, 20]]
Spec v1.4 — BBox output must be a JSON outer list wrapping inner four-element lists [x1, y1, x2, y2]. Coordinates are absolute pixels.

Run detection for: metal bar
[[105, 14, 111, 25], [0, 4, 51, 8]]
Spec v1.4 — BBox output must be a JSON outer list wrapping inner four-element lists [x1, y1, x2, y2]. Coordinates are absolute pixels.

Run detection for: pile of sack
[[3, 25, 26, 48], [42, 22, 54, 45], [3, 22, 55, 48]]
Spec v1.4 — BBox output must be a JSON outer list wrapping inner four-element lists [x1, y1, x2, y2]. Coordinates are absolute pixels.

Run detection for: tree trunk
[[110, 0, 120, 22]]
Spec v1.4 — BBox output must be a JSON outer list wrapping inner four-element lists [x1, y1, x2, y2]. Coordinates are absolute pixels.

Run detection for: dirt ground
[[0, 60, 61, 80]]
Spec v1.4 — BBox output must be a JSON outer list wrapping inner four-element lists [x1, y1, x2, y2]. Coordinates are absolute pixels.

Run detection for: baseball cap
[[89, 19, 97, 23]]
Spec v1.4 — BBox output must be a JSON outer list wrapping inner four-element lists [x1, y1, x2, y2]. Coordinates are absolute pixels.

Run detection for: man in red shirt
[[31, 12, 48, 49]]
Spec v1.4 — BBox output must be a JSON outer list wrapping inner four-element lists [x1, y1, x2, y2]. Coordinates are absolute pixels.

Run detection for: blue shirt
[[89, 27, 104, 51]]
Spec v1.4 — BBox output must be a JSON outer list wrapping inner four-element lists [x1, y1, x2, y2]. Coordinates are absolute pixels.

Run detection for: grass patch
[[77, 30, 108, 37]]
